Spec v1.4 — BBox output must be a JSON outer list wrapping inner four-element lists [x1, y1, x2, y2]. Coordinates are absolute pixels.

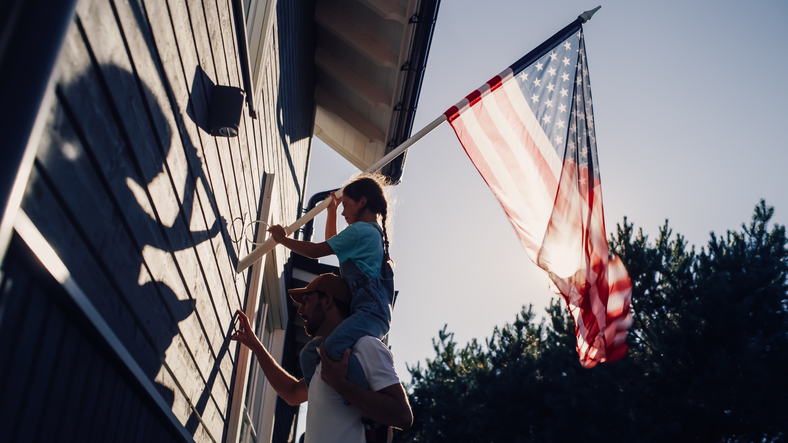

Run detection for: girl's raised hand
[[267, 224, 287, 242], [327, 191, 342, 213]]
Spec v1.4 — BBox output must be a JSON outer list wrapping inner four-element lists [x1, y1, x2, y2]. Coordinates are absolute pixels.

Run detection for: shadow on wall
[[57, 63, 234, 436]]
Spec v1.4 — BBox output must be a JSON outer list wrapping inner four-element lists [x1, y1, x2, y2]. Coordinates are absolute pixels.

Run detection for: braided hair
[[342, 173, 393, 263]]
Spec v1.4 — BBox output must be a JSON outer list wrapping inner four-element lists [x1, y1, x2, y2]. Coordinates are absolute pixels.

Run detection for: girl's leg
[[323, 310, 389, 388], [299, 337, 323, 388]]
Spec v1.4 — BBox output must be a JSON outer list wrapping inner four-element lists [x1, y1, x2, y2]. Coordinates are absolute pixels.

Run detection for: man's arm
[[319, 345, 413, 430], [231, 310, 308, 406]]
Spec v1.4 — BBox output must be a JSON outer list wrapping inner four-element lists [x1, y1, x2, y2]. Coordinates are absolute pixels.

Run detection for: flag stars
[[550, 51, 558, 61], [545, 98, 554, 108], [519, 71, 529, 82], [561, 72, 570, 82], [560, 88, 568, 97], [553, 135, 563, 144], [548, 67, 556, 76], [563, 57, 571, 66], [564, 41, 571, 50], [531, 93, 540, 102], [556, 120, 565, 129], [533, 78, 541, 87], [536, 61, 544, 71], [558, 103, 567, 113], [542, 114, 552, 123], [547, 83, 555, 92]]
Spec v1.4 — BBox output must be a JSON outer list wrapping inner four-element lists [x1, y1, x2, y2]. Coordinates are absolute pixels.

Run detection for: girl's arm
[[268, 225, 334, 258], [325, 191, 340, 240]]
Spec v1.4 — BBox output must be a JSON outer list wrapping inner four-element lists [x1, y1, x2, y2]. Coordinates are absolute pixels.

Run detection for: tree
[[397, 201, 788, 442]]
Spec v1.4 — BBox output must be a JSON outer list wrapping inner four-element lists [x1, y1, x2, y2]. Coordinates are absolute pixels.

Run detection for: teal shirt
[[326, 222, 384, 278]]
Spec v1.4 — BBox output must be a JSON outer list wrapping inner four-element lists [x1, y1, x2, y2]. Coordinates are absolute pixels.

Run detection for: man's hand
[[318, 343, 413, 430], [231, 309, 261, 350], [231, 309, 308, 406], [319, 343, 350, 391], [267, 224, 287, 243]]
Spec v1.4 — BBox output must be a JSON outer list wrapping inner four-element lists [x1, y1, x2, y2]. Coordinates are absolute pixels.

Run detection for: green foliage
[[396, 201, 788, 443]]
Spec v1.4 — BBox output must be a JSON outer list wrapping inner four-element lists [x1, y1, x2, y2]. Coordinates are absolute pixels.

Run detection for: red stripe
[[490, 83, 559, 194], [448, 61, 633, 367], [449, 115, 541, 253], [445, 105, 460, 122], [487, 75, 503, 92]]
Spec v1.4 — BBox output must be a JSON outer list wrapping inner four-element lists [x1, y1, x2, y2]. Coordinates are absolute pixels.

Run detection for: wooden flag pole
[[235, 113, 448, 273]]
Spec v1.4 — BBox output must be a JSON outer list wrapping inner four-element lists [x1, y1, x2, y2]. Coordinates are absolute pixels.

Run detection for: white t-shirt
[[304, 336, 401, 443]]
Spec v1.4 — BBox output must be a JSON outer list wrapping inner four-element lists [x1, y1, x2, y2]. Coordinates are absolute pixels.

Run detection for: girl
[[267, 173, 395, 390]]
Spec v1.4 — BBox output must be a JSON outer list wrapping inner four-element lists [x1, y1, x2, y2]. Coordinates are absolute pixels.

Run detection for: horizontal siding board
[[74, 2, 232, 397], [89, 365, 119, 441], [0, 257, 34, 386], [156, 0, 243, 398], [139, 0, 249, 327], [3, 0, 317, 440], [107, 374, 132, 440], [59, 337, 100, 442], [0, 284, 48, 441], [112, 0, 243, 326], [37, 319, 81, 442], [21, 300, 66, 441], [24, 161, 165, 385], [26, 136, 205, 439], [124, 389, 145, 443], [113, 0, 246, 379], [57, 14, 234, 433], [113, 368, 135, 442], [72, 354, 107, 442]]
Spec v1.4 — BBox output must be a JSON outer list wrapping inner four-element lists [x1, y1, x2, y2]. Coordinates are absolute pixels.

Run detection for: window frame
[[232, 0, 277, 119]]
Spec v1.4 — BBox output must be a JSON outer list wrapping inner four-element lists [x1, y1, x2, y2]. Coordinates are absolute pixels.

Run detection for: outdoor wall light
[[208, 85, 245, 137]]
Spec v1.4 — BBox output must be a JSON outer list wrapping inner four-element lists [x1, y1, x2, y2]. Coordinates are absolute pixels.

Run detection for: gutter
[[381, 0, 441, 184]]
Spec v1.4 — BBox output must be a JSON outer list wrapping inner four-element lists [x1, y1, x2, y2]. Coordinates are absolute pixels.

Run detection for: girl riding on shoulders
[[267, 173, 395, 390]]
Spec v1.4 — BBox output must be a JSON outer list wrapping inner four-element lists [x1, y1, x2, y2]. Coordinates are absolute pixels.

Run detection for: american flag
[[445, 21, 632, 367]]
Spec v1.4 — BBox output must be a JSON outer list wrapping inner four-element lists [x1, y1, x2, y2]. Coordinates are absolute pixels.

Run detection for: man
[[231, 273, 412, 442]]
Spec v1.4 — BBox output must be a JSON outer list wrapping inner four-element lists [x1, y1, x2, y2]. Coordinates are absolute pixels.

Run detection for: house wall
[[0, 0, 314, 441]]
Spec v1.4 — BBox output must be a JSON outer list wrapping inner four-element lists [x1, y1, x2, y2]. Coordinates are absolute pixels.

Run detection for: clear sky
[[303, 0, 788, 384]]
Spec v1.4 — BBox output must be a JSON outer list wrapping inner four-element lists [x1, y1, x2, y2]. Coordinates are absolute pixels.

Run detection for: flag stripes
[[445, 22, 632, 367]]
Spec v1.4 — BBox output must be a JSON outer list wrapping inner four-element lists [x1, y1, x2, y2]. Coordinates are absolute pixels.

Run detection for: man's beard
[[304, 304, 325, 336]]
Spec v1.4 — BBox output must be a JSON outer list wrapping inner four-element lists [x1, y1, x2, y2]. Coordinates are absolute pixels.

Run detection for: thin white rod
[[235, 113, 448, 273]]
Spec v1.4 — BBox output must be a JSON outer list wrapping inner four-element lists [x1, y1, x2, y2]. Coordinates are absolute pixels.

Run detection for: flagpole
[[235, 113, 448, 273], [235, 6, 601, 274]]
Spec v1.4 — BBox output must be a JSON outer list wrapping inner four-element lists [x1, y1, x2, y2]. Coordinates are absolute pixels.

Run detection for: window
[[233, 0, 276, 118]]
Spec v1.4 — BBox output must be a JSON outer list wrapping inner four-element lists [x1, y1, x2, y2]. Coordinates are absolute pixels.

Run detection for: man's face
[[297, 292, 325, 337]]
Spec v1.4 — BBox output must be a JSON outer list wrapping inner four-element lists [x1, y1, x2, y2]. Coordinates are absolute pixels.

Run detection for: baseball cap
[[288, 274, 351, 304]]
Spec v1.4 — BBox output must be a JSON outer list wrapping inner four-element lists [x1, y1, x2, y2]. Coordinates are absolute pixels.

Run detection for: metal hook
[[243, 220, 270, 245]]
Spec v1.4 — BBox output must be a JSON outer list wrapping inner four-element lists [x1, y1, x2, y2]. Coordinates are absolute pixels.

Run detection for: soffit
[[312, 0, 421, 175]]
